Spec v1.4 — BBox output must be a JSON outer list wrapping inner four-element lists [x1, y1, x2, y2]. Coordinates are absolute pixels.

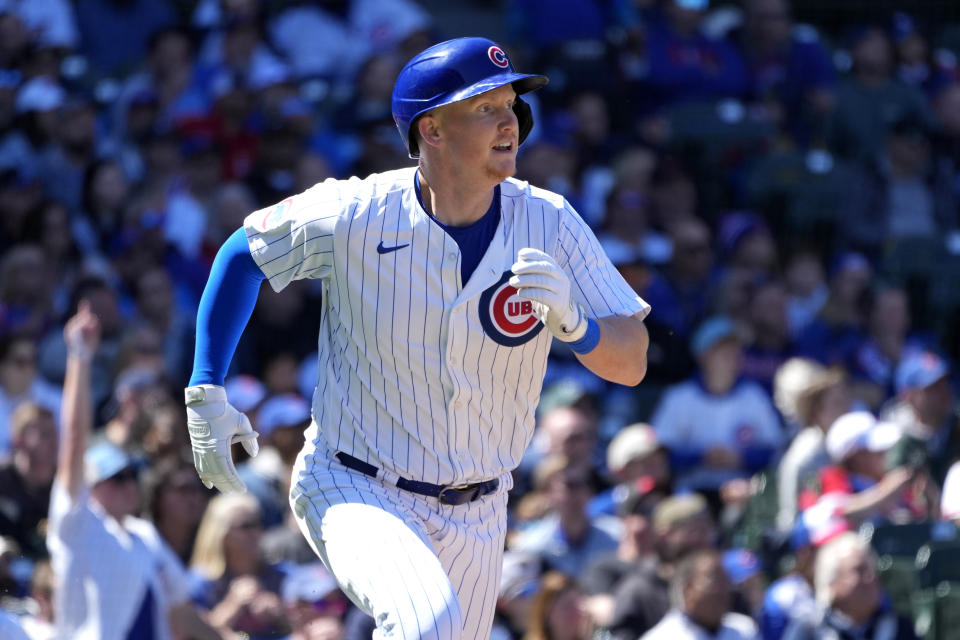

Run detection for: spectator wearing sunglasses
[[47, 303, 223, 640]]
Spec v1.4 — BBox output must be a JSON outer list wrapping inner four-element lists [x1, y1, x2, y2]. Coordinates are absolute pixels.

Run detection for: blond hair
[[190, 493, 261, 580]]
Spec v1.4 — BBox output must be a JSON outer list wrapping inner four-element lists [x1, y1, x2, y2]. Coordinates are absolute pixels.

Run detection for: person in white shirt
[[641, 549, 759, 640], [47, 303, 223, 640]]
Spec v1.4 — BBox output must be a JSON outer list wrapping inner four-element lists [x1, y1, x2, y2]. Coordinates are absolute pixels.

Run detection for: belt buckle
[[438, 484, 475, 505]]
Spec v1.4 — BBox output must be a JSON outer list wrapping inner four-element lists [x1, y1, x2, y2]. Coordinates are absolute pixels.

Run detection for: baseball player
[[186, 37, 650, 640]]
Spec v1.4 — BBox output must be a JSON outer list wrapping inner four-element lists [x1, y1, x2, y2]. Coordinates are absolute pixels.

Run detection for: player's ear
[[417, 114, 443, 150]]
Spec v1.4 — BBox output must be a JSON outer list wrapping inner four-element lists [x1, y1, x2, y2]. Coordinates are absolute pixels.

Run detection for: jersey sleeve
[[556, 202, 650, 320], [243, 177, 355, 292]]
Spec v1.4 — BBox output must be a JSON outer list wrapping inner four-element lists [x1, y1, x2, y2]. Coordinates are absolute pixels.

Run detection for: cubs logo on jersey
[[478, 271, 544, 347]]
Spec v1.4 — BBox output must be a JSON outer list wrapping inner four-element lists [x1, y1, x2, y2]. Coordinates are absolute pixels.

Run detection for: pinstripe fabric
[[244, 168, 649, 486], [290, 439, 508, 640], [244, 168, 648, 638]]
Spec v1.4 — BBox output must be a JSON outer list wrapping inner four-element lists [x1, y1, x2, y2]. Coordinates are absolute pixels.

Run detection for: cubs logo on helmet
[[479, 271, 544, 347], [487, 46, 509, 68]]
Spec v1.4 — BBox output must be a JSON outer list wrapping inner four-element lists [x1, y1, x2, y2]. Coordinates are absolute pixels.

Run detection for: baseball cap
[[691, 316, 740, 358], [281, 562, 339, 606], [84, 440, 138, 485], [652, 493, 709, 532], [825, 411, 902, 462], [895, 351, 949, 394], [722, 549, 761, 585], [499, 551, 541, 600], [257, 394, 311, 436], [224, 375, 268, 414], [114, 366, 159, 401], [607, 423, 660, 473], [14, 77, 65, 114]]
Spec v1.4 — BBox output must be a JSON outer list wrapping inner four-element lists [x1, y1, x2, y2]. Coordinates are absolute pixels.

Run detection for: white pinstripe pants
[[290, 459, 509, 640]]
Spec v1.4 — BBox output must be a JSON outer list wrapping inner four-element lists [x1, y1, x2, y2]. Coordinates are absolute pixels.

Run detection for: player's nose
[[498, 107, 518, 132]]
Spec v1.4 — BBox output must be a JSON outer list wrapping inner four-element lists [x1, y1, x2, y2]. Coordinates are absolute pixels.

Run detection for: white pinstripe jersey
[[244, 167, 649, 486]]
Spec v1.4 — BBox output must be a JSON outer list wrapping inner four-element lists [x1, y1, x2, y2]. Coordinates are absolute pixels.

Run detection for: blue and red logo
[[488, 46, 509, 69], [260, 197, 293, 230], [479, 271, 544, 346]]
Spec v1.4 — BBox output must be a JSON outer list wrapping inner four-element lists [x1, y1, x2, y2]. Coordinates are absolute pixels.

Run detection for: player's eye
[[478, 104, 491, 113]]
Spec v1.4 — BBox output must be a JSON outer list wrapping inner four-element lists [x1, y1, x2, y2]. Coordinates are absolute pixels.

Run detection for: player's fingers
[[517, 247, 551, 263], [509, 259, 558, 277], [236, 414, 259, 458], [512, 286, 555, 306], [509, 273, 558, 294]]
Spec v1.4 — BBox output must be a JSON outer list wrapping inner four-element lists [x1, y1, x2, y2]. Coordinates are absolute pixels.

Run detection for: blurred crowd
[[2, 0, 960, 638]]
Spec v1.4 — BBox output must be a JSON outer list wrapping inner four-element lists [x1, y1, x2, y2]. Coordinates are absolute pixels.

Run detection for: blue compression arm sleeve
[[188, 228, 265, 386]]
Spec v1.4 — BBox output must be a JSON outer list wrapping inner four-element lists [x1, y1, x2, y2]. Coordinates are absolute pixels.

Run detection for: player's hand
[[510, 248, 588, 342], [185, 384, 259, 494]]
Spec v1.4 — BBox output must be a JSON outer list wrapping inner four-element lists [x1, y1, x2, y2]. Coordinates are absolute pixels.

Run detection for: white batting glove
[[185, 384, 259, 494], [509, 248, 588, 342]]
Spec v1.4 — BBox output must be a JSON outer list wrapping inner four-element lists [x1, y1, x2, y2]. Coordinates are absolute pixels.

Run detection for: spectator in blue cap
[[722, 548, 765, 618], [881, 349, 956, 483], [650, 316, 782, 509], [48, 303, 223, 639]]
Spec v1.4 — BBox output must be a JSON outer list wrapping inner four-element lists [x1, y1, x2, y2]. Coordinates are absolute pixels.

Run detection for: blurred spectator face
[[621, 450, 670, 487], [13, 408, 57, 487], [157, 465, 209, 535], [215, 182, 257, 234], [143, 401, 190, 460], [669, 218, 713, 282], [622, 508, 656, 558], [0, 13, 29, 65], [811, 383, 853, 431], [745, 0, 792, 49], [547, 468, 593, 520], [831, 262, 872, 307], [666, 0, 706, 36], [224, 504, 264, 571], [895, 30, 928, 67], [88, 161, 130, 215], [79, 285, 122, 338], [613, 147, 657, 188], [785, 252, 825, 298], [540, 406, 597, 466], [605, 187, 650, 238], [699, 338, 743, 390], [731, 228, 778, 278], [295, 153, 332, 193], [934, 84, 960, 139], [683, 554, 733, 630], [262, 352, 300, 395], [224, 21, 261, 68], [149, 30, 192, 79], [868, 288, 909, 340], [887, 126, 930, 175], [910, 376, 954, 428], [852, 28, 893, 79], [57, 103, 96, 153], [1, 244, 48, 305], [659, 512, 716, 561], [846, 449, 886, 481], [517, 141, 577, 196], [91, 466, 141, 520], [144, 134, 182, 180], [136, 267, 175, 325], [38, 201, 73, 260], [828, 544, 880, 621], [571, 91, 610, 146], [0, 337, 37, 395], [749, 281, 789, 344], [358, 54, 401, 104], [547, 584, 591, 640], [652, 172, 697, 224], [117, 326, 165, 375]]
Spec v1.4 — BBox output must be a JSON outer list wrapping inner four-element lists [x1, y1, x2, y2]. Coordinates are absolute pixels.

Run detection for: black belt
[[335, 452, 499, 506]]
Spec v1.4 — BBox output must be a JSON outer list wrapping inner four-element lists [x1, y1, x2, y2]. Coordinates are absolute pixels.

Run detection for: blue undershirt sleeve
[[188, 228, 265, 387]]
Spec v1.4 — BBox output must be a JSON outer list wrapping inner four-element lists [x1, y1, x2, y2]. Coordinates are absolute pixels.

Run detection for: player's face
[[433, 84, 519, 184]]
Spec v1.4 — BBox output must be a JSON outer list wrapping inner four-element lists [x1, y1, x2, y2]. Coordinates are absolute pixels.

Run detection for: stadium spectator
[[741, 279, 795, 394], [782, 250, 828, 340], [190, 493, 289, 638], [609, 493, 716, 640], [142, 457, 211, 567], [280, 562, 349, 640], [651, 316, 783, 506], [640, 548, 759, 640], [0, 335, 60, 455], [47, 303, 221, 639], [0, 403, 57, 559], [523, 571, 596, 640], [492, 551, 543, 640], [511, 455, 621, 581], [782, 532, 917, 640], [776, 363, 851, 531]]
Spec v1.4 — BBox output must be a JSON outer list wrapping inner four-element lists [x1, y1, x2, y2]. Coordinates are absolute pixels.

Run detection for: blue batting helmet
[[392, 37, 548, 158]]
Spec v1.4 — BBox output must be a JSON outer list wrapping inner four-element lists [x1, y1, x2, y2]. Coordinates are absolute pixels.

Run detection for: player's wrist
[[567, 317, 601, 354], [552, 303, 588, 342], [185, 384, 227, 405]]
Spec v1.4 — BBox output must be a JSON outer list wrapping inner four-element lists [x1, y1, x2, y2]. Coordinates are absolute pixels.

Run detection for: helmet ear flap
[[513, 96, 534, 146]]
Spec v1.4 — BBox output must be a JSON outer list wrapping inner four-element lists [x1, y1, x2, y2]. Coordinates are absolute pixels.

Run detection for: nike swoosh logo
[[377, 241, 410, 254]]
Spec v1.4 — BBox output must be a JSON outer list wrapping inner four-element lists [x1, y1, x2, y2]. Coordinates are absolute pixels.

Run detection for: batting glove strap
[[185, 384, 259, 494]]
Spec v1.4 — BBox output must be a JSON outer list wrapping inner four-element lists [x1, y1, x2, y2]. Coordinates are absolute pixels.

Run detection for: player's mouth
[[492, 141, 514, 153]]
